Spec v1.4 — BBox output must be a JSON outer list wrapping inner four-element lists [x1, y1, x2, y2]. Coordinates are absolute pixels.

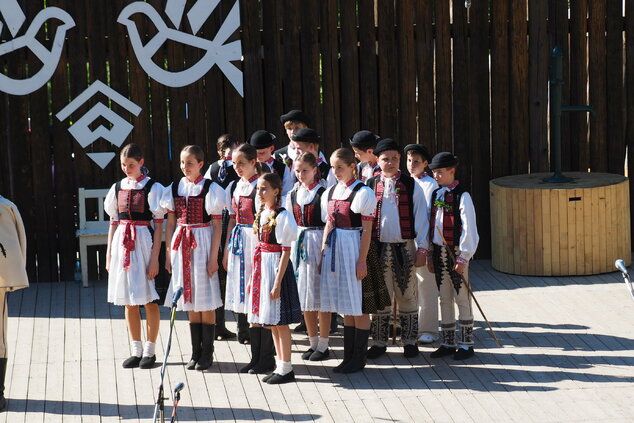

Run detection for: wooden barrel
[[490, 172, 631, 276]]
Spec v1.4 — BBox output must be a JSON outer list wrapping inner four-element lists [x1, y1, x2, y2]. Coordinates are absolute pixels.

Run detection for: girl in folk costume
[[163, 145, 224, 371], [320, 148, 379, 374], [404, 144, 440, 345], [223, 144, 275, 373], [248, 173, 301, 384], [0, 195, 30, 410], [105, 144, 166, 369], [285, 152, 331, 361]]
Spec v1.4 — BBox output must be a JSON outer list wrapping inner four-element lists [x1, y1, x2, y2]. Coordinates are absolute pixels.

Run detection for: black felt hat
[[373, 138, 401, 157], [280, 109, 311, 126], [291, 128, 321, 144], [249, 130, 276, 149], [349, 130, 380, 149], [404, 144, 431, 162], [428, 152, 459, 170]]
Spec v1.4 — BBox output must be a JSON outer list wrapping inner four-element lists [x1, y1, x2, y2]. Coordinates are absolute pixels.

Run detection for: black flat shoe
[[266, 371, 295, 384], [366, 345, 387, 359], [293, 321, 307, 333], [301, 348, 315, 360], [186, 359, 198, 370], [309, 349, 330, 361], [216, 328, 236, 340], [139, 355, 156, 369], [403, 344, 419, 358], [453, 347, 475, 360], [122, 356, 141, 369], [430, 345, 456, 358], [262, 372, 275, 383]]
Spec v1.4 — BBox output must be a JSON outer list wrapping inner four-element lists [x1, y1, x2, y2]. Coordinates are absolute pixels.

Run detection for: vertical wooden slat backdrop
[[2, 0, 634, 281]]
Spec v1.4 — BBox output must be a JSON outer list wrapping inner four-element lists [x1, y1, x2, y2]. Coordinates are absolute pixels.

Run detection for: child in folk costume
[[105, 143, 166, 369], [365, 139, 429, 359], [163, 145, 224, 371], [223, 144, 275, 373], [204, 134, 242, 341], [426, 152, 479, 360], [349, 130, 381, 182], [0, 195, 30, 410], [248, 173, 302, 384], [320, 148, 380, 374], [404, 144, 440, 344], [285, 152, 331, 361], [291, 128, 337, 187], [275, 109, 327, 166], [250, 130, 294, 201]]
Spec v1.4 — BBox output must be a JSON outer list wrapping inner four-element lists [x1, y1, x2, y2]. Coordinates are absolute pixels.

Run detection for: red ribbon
[[172, 222, 210, 304], [120, 220, 150, 271], [250, 242, 283, 316]]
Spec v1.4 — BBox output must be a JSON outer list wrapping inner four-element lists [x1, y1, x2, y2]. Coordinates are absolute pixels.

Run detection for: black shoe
[[293, 320, 307, 333], [262, 372, 275, 383], [187, 323, 203, 370], [139, 355, 156, 369], [329, 313, 341, 335], [333, 326, 355, 373], [266, 371, 295, 384], [340, 328, 370, 374], [0, 396, 5, 411], [453, 347, 475, 360], [215, 306, 237, 340], [240, 327, 262, 373], [430, 345, 457, 358], [196, 324, 216, 370], [237, 314, 250, 344], [301, 348, 315, 360], [366, 345, 387, 359], [122, 356, 141, 368], [249, 329, 275, 374], [309, 349, 330, 361], [0, 358, 6, 411], [216, 327, 236, 340], [403, 344, 419, 358]]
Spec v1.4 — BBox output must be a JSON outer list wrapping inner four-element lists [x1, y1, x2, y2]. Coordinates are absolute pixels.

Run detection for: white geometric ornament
[[118, 0, 243, 96], [56, 80, 142, 169], [0, 2, 75, 95]]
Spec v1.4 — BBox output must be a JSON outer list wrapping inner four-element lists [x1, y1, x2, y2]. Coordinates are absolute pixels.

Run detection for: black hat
[[428, 152, 459, 170], [291, 128, 321, 144], [249, 130, 276, 149], [280, 109, 311, 126], [349, 130, 380, 149], [373, 138, 401, 157], [404, 144, 431, 162]]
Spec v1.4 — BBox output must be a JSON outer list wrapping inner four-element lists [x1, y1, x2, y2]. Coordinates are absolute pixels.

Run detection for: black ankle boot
[[196, 324, 216, 370], [240, 327, 261, 373], [186, 323, 203, 370], [340, 328, 370, 374], [215, 306, 236, 340], [250, 328, 275, 374], [333, 326, 355, 373], [0, 358, 7, 410], [237, 313, 250, 344]]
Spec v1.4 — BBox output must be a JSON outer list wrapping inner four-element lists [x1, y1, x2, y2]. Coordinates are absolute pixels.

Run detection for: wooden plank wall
[[0, 0, 630, 281]]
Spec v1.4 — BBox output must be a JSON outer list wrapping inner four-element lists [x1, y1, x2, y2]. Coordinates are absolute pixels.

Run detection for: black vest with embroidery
[[258, 208, 286, 244], [327, 183, 364, 228], [290, 186, 326, 227], [115, 179, 156, 221], [172, 179, 213, 224], [366, 173, 416, 240], [207, 161, 238, 189], [429, 184, 466, 247]]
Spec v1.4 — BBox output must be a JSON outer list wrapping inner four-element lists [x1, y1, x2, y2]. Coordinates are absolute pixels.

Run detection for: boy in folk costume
[[426, 152, 479, 360], [275, 109, 327, 166], [349, 130, 381, 182], [365, 139, 429, 358], [0, 196, 29, 410], [404, 144, 440, 344], [250, 130, 294, 202]]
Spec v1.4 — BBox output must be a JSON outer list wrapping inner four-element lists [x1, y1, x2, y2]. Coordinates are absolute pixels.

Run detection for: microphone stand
[[153, 290, 183, 423]]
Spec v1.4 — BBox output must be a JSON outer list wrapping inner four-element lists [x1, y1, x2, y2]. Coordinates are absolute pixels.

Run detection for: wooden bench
[[76, 188, 110, 287]]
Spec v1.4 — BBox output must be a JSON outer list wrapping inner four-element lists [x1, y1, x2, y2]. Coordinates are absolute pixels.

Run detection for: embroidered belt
[[228, 223, 252, 304], [120, 220, 151, 271], [251, 242, 285, 316], [172, 222, 211, 303]]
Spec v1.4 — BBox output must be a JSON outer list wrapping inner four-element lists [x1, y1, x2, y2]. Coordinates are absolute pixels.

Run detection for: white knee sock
[[317, 337, 329, 353], [131, 340, 143, 358]]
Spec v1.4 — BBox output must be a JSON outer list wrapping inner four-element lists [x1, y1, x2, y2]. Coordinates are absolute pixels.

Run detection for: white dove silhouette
[[0, 6, 75, 95], [118, 0, 243, 96]]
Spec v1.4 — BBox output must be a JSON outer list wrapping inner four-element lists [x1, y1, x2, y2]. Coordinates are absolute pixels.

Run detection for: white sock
[[317, 337, 329, 353], [278, 361, 293, 376], [309, 336, 318, 350], [143, 341, 156, 357], [274, 359, 283, 375], [131, 340, 143, 358]]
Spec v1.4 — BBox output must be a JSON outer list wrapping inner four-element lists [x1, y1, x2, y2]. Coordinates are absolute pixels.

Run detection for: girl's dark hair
[[121, 143, 149, 175], [234, 143, 265, 175], [217, 134, 239, 155], [295, 152, 320, 184], [253, 172, 283, 234], [182, 145, 205, 162], [330, 148, 358, 180]]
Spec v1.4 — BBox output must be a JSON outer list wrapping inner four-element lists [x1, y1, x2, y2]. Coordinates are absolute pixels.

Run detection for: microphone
[[174, 382, 185, 394], [172, 287, 183, 306], [615, 259, 628, 274]]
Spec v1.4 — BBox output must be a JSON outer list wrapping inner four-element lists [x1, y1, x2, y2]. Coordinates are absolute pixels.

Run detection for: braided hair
[[253, 172, 283, 235], [330, 148, 358, 181]]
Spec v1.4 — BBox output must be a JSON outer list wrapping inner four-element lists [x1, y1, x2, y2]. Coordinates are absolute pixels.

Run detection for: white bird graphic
[[0, 5, 75, 95], [118, 0, 243, 96]]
